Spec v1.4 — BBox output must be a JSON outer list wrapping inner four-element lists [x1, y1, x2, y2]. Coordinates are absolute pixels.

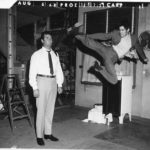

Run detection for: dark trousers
[[76, 35, 119, 84], [102, 80, 121, 116]]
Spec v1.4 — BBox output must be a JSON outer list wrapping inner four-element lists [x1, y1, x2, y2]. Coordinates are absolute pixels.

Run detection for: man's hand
[[130, 50, 139, 59], [33, 89, 39, 98], [125, 50, 139, 59], [58, 87, 63, 94], [144, 57, 149, 64]]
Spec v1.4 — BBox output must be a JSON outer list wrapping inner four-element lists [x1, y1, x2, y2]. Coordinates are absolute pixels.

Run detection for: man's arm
[[29, 53, 38, 91], [87, 30, 119, 40], [87, 32, 112, 40], [55, 54, 64, 94]]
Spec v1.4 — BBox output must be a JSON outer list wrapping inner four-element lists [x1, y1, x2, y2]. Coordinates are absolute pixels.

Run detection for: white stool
[[118, 75, 133, 124]]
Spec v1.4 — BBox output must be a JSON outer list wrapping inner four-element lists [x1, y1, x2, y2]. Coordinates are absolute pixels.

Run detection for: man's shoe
[[88, 61, 102, 74], [87, 66, 95, 74], [74, 22, 83, 28], [37, 138, 45, 146], [44, 134, 59, 142], [94, 61, 103, 71], [67, 22, 83, 35]]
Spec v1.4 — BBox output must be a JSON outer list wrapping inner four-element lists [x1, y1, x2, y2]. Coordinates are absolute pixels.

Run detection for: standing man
[[29, 31, 64, 146]]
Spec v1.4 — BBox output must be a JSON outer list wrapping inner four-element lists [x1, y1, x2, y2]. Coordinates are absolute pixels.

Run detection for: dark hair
[[40, 31, 52, 40], [36, 31, 52, 49], [119, 19, 130, 30], [140, 31, 150, 48]]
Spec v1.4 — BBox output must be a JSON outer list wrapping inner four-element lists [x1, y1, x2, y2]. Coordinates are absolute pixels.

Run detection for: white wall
[[75, 5, 150, 119], [140, 5, 150, 118], [132, 5, 150, 118], [75, 7, 104, 108]]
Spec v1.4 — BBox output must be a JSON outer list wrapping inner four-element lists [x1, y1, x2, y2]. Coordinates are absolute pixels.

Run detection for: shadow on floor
[[0, 106, 150, 150], [95, 117, 150, 150]]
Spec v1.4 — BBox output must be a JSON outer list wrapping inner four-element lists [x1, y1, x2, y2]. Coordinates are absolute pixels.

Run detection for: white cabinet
[[118, 75, 133, 124]]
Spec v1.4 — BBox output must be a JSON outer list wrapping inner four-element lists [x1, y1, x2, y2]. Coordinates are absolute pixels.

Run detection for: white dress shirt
[[112, 34, 131, 58], [29, 47, 64, 90]]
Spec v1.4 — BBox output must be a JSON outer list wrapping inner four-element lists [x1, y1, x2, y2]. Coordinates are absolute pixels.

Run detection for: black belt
[[37, 74, 56, 78]]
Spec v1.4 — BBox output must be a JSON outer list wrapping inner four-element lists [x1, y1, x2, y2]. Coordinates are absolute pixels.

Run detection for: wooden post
[[7, 6, 16, 88]]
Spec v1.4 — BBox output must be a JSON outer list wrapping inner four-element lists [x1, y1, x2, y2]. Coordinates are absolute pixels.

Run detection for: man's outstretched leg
[[67, 22, 118, 84], [88, 61, 118, 85], [75, 35, 119, 84]]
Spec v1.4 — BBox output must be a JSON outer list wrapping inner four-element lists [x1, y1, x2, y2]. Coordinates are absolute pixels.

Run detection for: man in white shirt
[[75, 21, 148, 84], [29, 31, 64, 146]]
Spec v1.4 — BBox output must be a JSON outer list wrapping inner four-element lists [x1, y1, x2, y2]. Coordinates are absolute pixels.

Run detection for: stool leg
[[119, 114, 125, 124], [8, 97, 14, 131], [24, 103, 32, 127], [129, 113, 132, 122]]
